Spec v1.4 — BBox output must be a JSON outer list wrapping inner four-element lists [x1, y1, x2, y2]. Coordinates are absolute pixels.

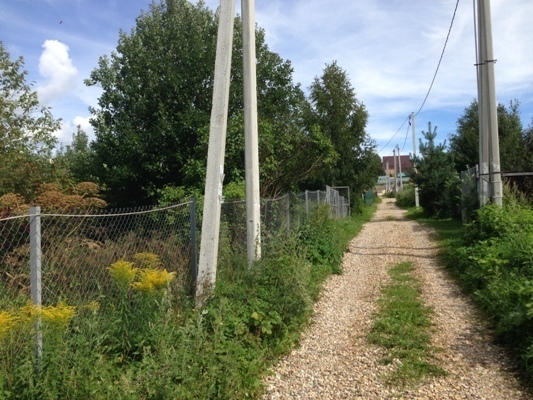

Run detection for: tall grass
[[405, 190, 533, 382], [0, 203, 376, 399]]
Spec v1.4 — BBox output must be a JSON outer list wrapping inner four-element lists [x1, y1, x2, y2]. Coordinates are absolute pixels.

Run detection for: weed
[[369, 261, 446, 386]]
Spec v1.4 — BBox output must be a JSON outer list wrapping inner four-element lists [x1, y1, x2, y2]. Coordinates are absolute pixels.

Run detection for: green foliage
[[414, 122, 461, 218], [55, 126, 96, 183], [449, 99, 533, 173], [369, 262, 446, 386], [395, 184, 416, 208], [86, 0, 335, 206], [0, 200, 376, 398], [305, 61, 381, 203], [0, 41, 64, 201], [430, 195, 533, 378]]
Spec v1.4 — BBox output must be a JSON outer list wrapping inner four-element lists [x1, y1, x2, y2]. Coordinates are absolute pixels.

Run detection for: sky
[[1, 0, 532, 160]]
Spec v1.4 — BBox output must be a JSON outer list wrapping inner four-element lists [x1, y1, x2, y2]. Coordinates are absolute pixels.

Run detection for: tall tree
[[0, 41, 62, 201], [306, 61, 380, 204], [56, 126, 96, 183], [86, 0, 334, 205], [86, 0, 217, 206], [449, 99, 527, 173], [415, 123, 460, 218]]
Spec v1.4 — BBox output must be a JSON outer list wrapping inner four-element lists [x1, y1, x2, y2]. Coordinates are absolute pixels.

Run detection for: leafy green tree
[[86, 0, 217, 206], [306, 61, 380, 205], [87, 0, 335, 205], [449, 99, 528, 173], [414, 122, 460, 218], [56, 126, 96, 183], [0, 41, 63, 201]]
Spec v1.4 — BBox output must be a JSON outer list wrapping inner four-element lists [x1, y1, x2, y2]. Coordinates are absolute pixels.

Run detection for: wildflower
[[134, 252, 162, 269], [19, 302, 42, 322], [0, 310, 17, 339], [82, 301, 100, 313], [108, 260, 138, 291], [41, 301, 76, 328], [132, 268, 176, 294]]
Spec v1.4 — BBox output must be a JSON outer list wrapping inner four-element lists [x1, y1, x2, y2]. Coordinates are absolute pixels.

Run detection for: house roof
[[382, 155, 412, 171]]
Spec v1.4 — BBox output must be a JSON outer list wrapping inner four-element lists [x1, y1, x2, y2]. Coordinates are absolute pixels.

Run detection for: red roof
[[382, 155, 412, 171]]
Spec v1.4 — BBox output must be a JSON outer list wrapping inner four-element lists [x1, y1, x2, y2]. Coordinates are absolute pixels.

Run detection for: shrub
[[395, 184, 416, 208], [446, 196, 533, 377]]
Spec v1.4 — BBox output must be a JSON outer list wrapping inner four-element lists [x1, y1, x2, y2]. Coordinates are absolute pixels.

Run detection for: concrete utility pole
[[477, 0, 502, 206], [393, 148, 397, 194], [386, 161, 390, 193], [397, 145, 403, 191], [411, 112, 419, 207], [242, 0, 261, 262], [196, 0, 235, 306]]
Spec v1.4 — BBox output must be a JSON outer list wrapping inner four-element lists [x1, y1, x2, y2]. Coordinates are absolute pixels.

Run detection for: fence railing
[[1, 187, 349, 309]]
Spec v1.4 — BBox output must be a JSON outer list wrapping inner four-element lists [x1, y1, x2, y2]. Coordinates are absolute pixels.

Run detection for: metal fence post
[[189, 198, 198, 295], [30, 206, 42, 360]]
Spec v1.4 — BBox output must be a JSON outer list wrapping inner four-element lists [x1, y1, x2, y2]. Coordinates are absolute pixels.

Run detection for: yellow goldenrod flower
[[19, 302, 42, 322], [41, 301, 76, 327], [132, 268, 176, 294], [108, 260, 138, 291], [134, 252, 162, 269], [82, 301, 100, 313], [0, 310, 17, 339]]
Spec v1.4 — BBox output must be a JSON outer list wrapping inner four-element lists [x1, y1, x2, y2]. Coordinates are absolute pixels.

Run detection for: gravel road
[[262, 198, 530, 399]]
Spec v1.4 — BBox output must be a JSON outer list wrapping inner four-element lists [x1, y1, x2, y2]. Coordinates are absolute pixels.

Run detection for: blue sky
[[1, 0, 532, 159]]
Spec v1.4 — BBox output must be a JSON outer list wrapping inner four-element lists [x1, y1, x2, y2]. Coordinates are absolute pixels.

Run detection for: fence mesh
[[1, 188, 349, 309], [1, 202, 195, 308]]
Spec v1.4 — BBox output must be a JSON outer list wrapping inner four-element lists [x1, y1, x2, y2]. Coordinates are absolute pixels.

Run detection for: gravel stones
[[262, 198, 529, 399]]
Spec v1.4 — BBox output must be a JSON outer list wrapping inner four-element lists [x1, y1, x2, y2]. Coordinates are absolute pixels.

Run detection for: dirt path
[[262, 198, 530, 399]]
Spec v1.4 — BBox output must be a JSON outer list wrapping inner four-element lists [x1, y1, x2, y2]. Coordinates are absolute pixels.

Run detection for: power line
[[414, 0, 461, 117], [377, 114, 410, 154], [378, 0, 460, 155]]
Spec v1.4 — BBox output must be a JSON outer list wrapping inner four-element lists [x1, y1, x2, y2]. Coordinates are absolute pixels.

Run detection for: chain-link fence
[[1, 201, 196, 309], [1, 187, 349, 309]]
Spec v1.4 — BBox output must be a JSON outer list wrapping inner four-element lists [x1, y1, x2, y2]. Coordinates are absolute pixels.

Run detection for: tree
[[56, 126, 96, 183], [414, 122, 460, 218], [449, 99, 528, 173], [0, 41, 63, 201], [306, 61, 380, 205], [86, 0, 335, 205]]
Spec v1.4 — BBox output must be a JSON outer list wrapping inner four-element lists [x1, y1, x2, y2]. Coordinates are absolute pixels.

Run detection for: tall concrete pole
[[398, 145, 404, 190], [393, 148, 397, 194], [242, 0, 261, 261], [476, 0, 489, 206], [196, 0, 235, 306], [411, 112, 419, 207], [386, 161, 390, 193], [478, 0, 502, 206]]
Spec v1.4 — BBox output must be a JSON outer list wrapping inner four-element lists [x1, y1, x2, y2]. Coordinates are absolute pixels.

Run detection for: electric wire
[[414, 0, 461, 117], [377, 114, 410, 155], [379, 0, 461, 157]]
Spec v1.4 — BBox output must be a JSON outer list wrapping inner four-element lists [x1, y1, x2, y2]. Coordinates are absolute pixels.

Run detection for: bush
[[395, 184, 416, 208], [0, 201, 376, 398], [446, 197, 533, 377]]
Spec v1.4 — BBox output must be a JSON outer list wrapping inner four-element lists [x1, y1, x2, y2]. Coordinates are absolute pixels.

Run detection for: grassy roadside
[[369, 261, 446, 386], [403, 201, 533, 386], [0, 201, 378, 399]]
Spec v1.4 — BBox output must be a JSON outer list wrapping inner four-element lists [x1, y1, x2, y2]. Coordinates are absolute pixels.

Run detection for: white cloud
[[37, 40, 78, 104], [55, 116, 94, 147]]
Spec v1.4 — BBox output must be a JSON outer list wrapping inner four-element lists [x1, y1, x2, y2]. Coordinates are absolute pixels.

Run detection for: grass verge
[[368, 261, 446, 386], [0, 203, 378, 399]]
